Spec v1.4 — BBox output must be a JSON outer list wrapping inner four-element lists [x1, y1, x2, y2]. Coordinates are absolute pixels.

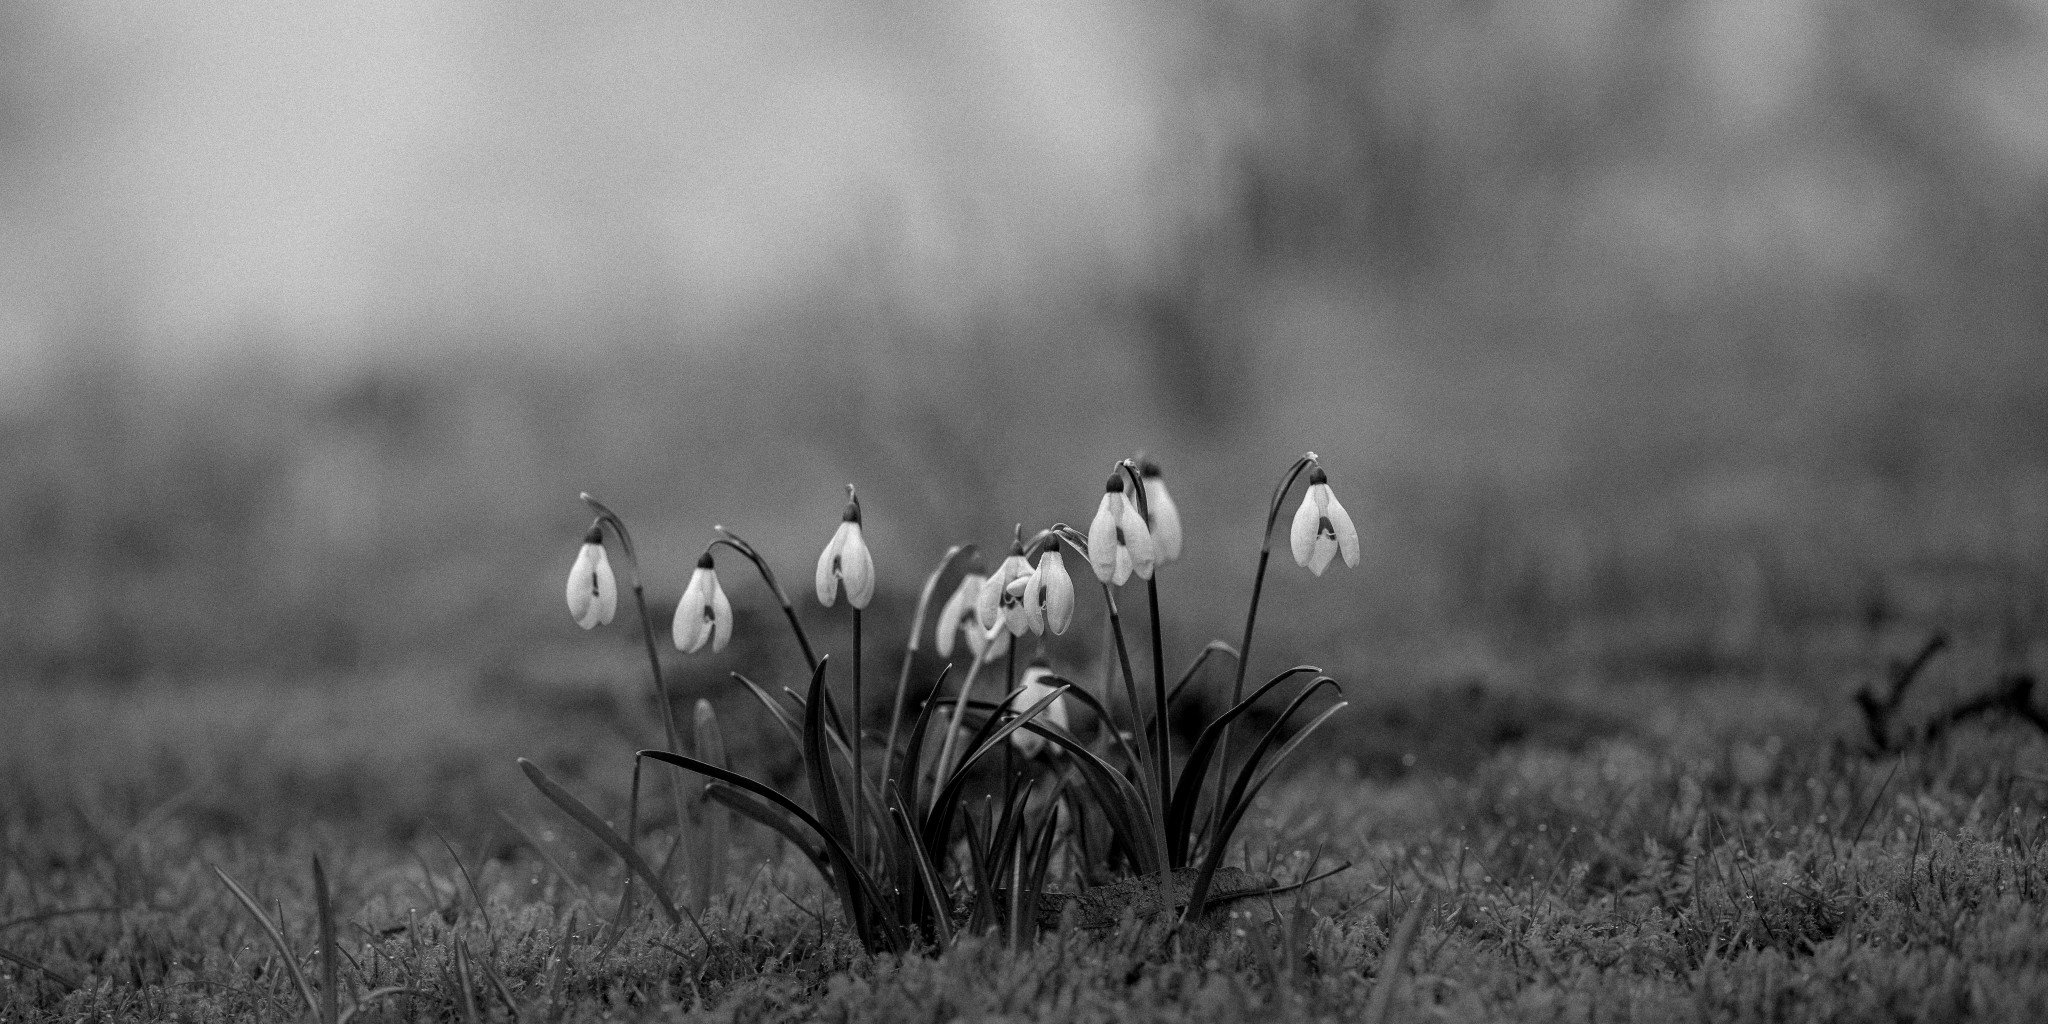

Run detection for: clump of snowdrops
[[528, 453, 1358, 953]]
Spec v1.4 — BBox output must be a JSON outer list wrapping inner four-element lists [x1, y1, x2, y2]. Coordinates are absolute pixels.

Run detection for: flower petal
[[1087, 493, 1120, 584], [976, 571, 1005, 632], [814, 521, 848, 606], [1118, 501, 1156, 580], [1020, 567, 1046, 634], [841, 523, 875, 609], [1038, 550, 1075, 635], [1326, 491, 1360, 568], [936, 574, 982, 657], [1289, 488, 1319, 568], [674, 566, 710, 652], [1307, 536, 1335, 576], [709, 575, 733, 652], [567, 543, 615, 630], [1143, 477, 1182, 564]]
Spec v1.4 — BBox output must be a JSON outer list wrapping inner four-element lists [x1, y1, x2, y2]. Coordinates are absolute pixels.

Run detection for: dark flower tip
[[696, 551, 715, 569], [1308, 466, 1329, 485], [1105, 473, 1126, 493], [843, 492, 862, 522], [581, 524, 604, 545], [1138, 456, 1162, 478]]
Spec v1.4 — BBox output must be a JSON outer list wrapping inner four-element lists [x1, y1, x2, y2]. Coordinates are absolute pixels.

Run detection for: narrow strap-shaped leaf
[[213, 865, 319, 1017], [887, 784, 954, 947], [1168, 666, 1322, 864], [635, 748, 905, 949], [516, 759, 681, 926], [733, 673, 803, 748], [1188, 693, 1346, 919], [1167, 641, 1240, 706], [892, 664, 952, 810], [703, 782, 833, 884], [943, 701, 1158, 876], [798, 657, 864, 941], [896, 680, 946, 821], [920, 685, 1070, 855], [1031, 675, 1145, 783]]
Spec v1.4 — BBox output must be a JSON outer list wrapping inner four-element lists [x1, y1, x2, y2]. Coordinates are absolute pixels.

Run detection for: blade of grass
[[0, 944, 81, 993], [516, 759, 681, 928], [213, 864, 319, 1018], [1362, 888, 1433, 1024], [313, 856, 338, 1024], [495, 811, 592, 905]]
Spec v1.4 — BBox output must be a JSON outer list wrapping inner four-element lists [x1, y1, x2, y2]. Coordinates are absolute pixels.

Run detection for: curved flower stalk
[[576, 494, 683, 770], [708, 526, 819, 671], [565, 523, 617, 629]]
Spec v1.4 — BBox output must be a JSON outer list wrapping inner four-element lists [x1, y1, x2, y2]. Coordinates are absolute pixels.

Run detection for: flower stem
[[1119, 459, 1172, 847], [851, 606, 865, 865], [1203, 453, 1317, 853], [581, 495, 686, 834], [709, 528, 821, 673]]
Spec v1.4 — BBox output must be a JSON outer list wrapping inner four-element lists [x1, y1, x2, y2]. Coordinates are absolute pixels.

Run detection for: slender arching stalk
[[708, 527, 821, 672], [580, 495, 687, 840], [581, 495, 683, 760], [1091, 572, 1172, 889], [1202, 452, 1318, 846]]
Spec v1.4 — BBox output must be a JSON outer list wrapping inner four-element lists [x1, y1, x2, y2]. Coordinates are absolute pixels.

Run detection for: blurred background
[[3, 0, 2045, 711]]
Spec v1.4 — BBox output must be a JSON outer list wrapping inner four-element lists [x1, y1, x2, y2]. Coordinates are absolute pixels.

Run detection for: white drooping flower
[[1021, 543, 1075, 635], [977, 542, 1035, 638], [1086, 473, 1155, 585], [565, 524, 617, 629], [1138, 457, 1182, 566], [815, 492, 875, 608], [1288, 467, 1359, 576], [936, 572, 1008, 661], [1008, 663, 1070, 757], [673, 552, 734, 653]]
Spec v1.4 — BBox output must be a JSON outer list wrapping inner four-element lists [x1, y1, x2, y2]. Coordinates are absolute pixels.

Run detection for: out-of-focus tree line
[[1, 0, 2043, 681]]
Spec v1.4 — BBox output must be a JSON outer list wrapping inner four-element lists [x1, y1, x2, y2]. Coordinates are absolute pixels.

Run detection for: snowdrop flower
[[565, 524, 616, 629], [815, 490, 875, 608], [1009, 663, 1070, 757], [1086, 473, 1154, 585], [936, 572, 1009, 661], [1288, 467, 1358, 576], [977, 540, 1035, 638], [1021, 542, 1075, 635], [1137, 457, 1183, 565], [673, 551, 734, 653]]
